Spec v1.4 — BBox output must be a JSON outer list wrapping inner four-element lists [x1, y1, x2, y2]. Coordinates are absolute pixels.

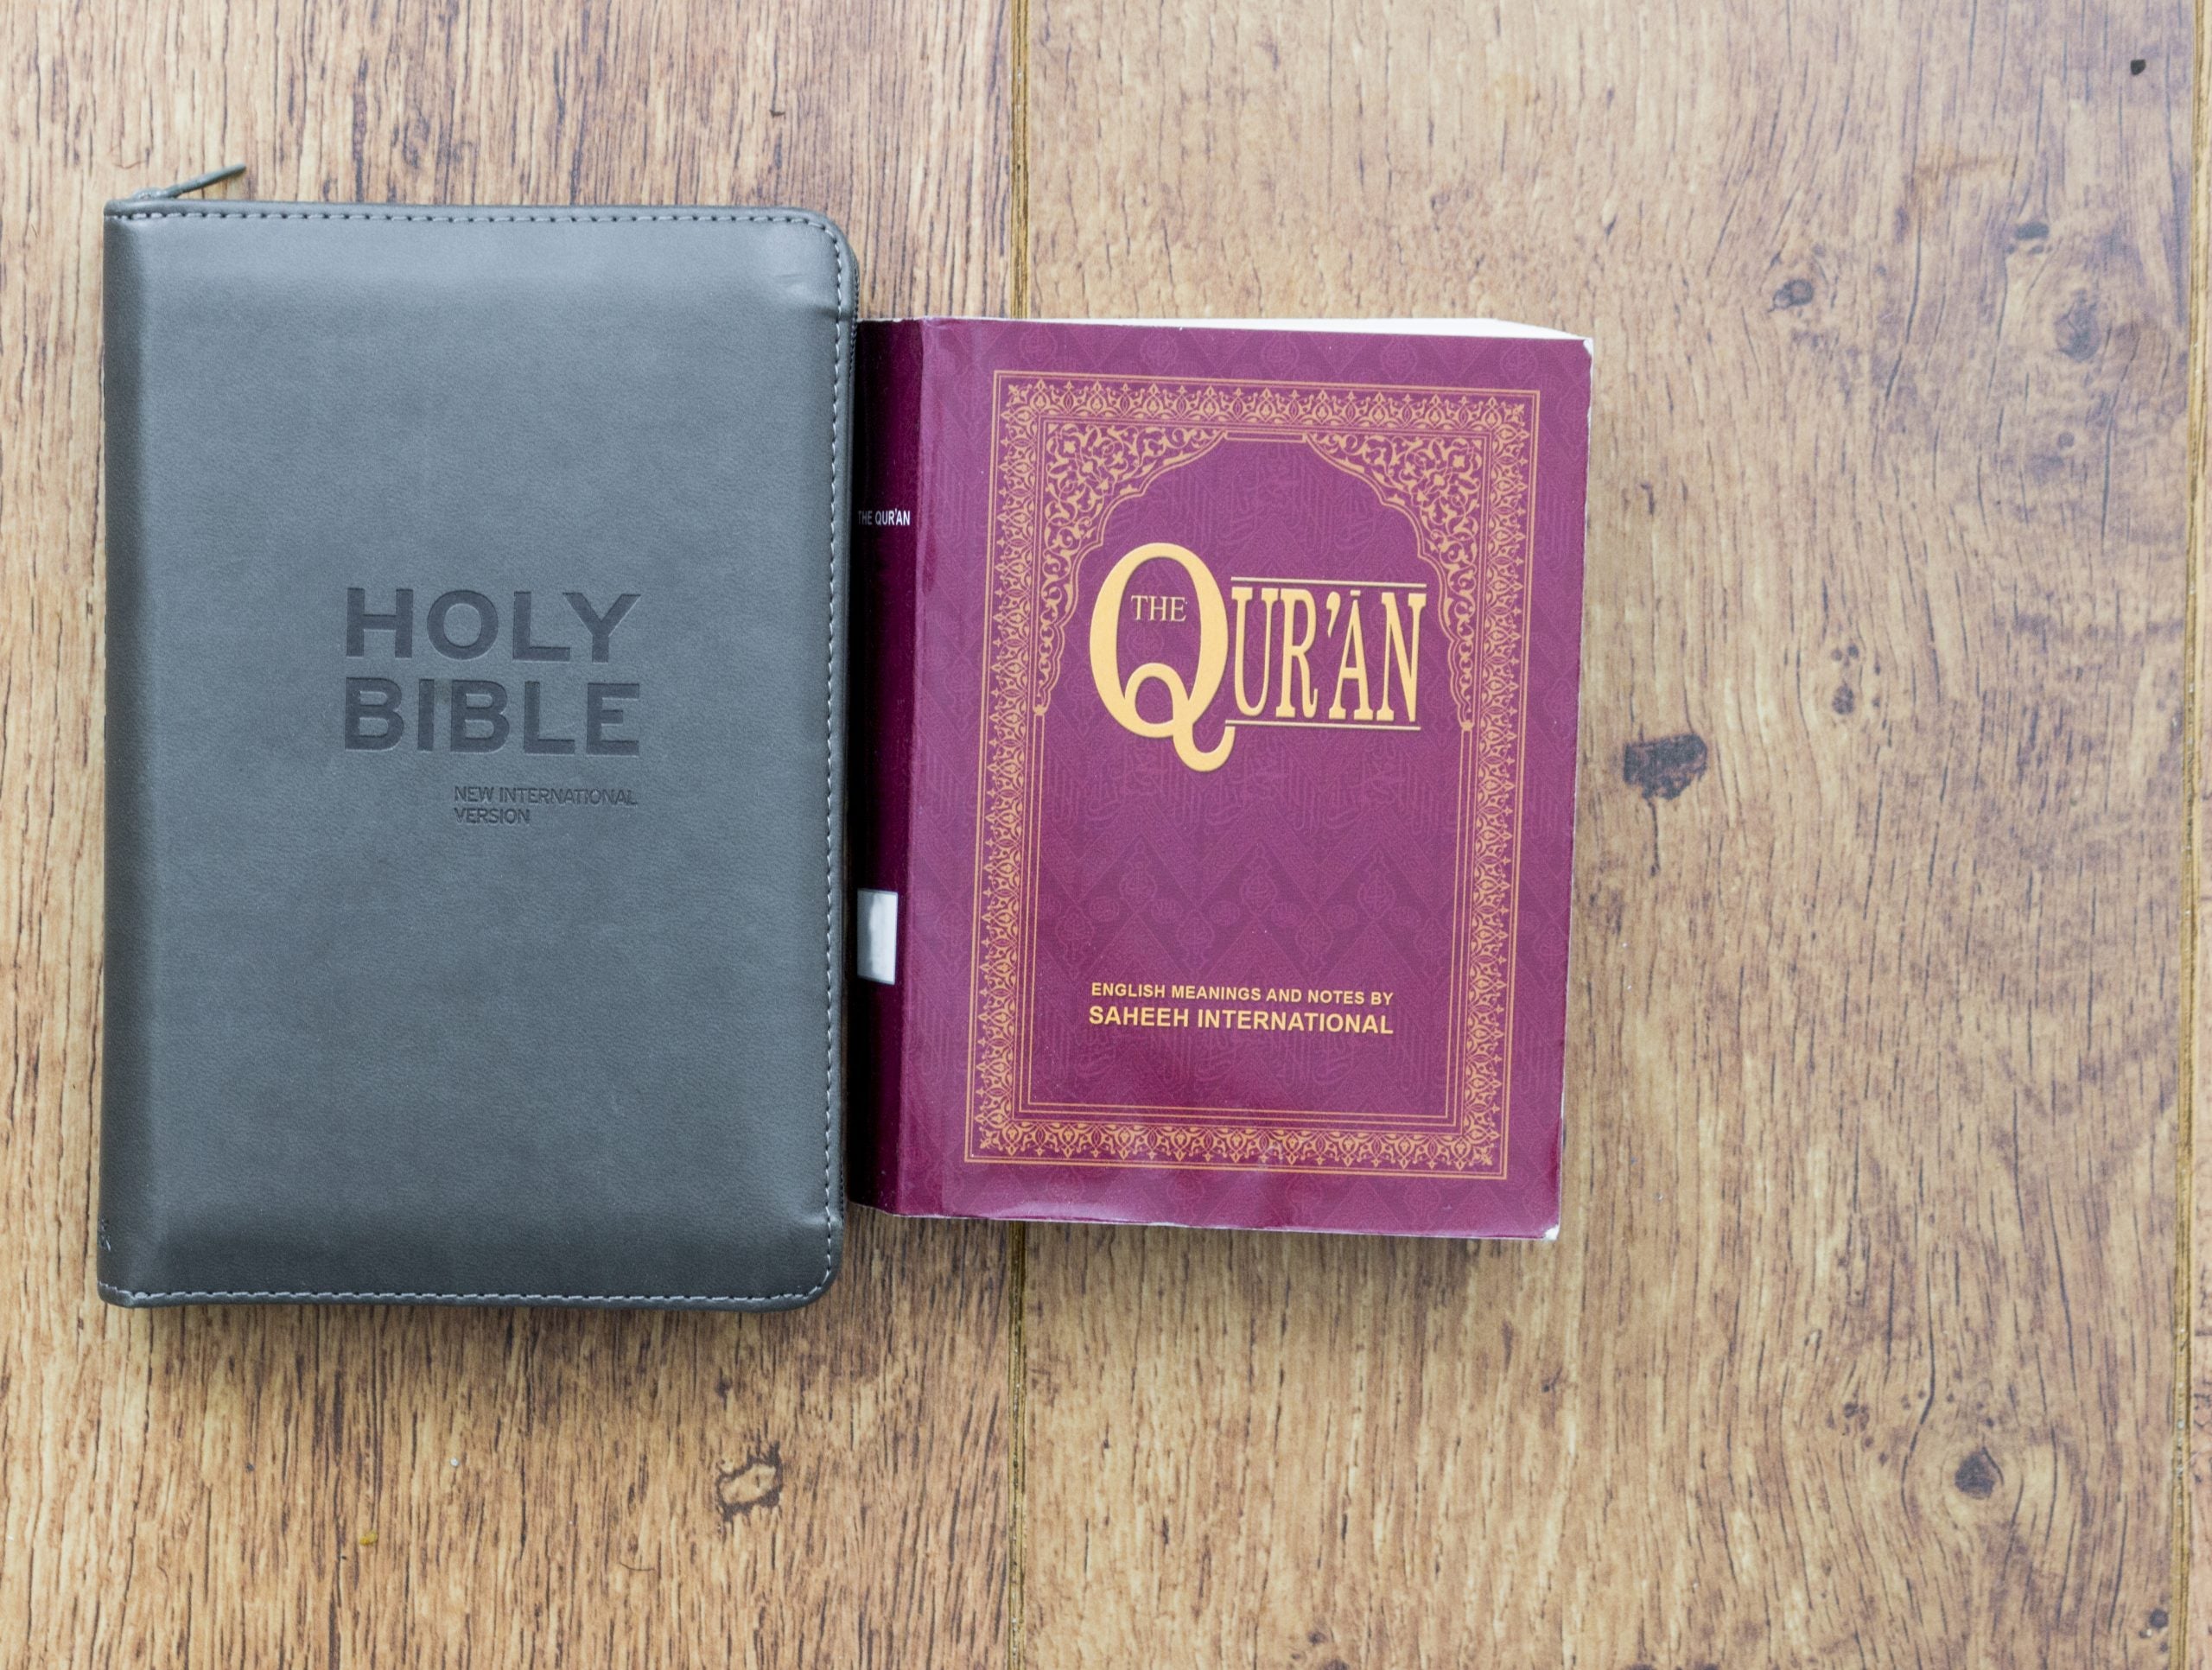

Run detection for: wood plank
[[0, 2, 1012, 1664], [1021, 1, 2191, 1663], [2188, 0, 2211, 1659]]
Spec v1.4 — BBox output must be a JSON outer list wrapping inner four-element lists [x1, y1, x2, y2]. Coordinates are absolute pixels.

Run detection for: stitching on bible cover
[[99, 202, 849, 1308]]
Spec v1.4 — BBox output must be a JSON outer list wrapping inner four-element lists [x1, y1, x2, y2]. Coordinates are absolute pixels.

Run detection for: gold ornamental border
[[962, 370, 1540, 1178]]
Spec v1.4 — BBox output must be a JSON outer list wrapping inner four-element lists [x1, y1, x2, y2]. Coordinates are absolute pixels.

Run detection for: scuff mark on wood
[[715, 1445, 785, 1520]]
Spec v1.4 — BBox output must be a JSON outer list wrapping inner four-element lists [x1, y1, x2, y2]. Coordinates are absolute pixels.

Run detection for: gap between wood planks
[[2179, 0, 2209, 1646]]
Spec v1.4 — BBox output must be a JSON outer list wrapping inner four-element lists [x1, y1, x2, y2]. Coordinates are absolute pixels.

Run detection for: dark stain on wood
[[1623, 734, 1708, 802], [1953, 1449, 2001, 1499], [2056, 291, 2102, 361]]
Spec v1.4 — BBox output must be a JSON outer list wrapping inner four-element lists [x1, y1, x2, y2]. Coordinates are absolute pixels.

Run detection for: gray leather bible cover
[[99, 199, 853, 1309]]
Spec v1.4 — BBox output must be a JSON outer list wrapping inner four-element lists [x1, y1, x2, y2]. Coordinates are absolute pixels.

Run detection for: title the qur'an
[[1090, 541, 1428, 772]]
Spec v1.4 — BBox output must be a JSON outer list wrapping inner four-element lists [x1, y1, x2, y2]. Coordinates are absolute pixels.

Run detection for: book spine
[[95, 214, 159, 1298], [848, 321, 929, 1212]]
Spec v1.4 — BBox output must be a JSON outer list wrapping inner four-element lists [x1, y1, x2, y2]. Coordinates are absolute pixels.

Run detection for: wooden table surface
[[2, 0, 2201, 1663]]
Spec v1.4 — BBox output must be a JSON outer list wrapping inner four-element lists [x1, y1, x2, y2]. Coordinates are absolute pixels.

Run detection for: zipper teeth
[[129, 162, 247, 200]]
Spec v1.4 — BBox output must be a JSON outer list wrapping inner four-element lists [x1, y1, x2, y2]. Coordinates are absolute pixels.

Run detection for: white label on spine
[[856, 889, 899, 985]]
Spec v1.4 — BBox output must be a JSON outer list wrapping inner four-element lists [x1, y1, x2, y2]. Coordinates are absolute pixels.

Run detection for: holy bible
[[99, 194, 854, 1306], [850, 318, 1590, 1238]]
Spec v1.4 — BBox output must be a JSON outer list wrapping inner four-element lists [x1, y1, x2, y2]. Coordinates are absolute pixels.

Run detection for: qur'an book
[[849, 318, 1591, 1237]]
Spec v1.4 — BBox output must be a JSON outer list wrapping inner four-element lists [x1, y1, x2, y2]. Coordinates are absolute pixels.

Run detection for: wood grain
[[1021, 1, 2192, 1664], [0, 2, 1011, 1665], [2188, 0, 2211, 1656], [3, 0, 2199, 1663]]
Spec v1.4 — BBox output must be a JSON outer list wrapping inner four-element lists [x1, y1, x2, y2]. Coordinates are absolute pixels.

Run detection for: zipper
[[128, 164, 246, 201]]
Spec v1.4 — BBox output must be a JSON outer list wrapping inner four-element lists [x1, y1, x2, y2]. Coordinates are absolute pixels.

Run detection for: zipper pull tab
[[128, 163, 246, 201]]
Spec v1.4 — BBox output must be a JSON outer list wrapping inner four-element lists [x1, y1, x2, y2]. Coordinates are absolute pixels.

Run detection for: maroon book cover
[[850, 319, 1590, 1237]]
